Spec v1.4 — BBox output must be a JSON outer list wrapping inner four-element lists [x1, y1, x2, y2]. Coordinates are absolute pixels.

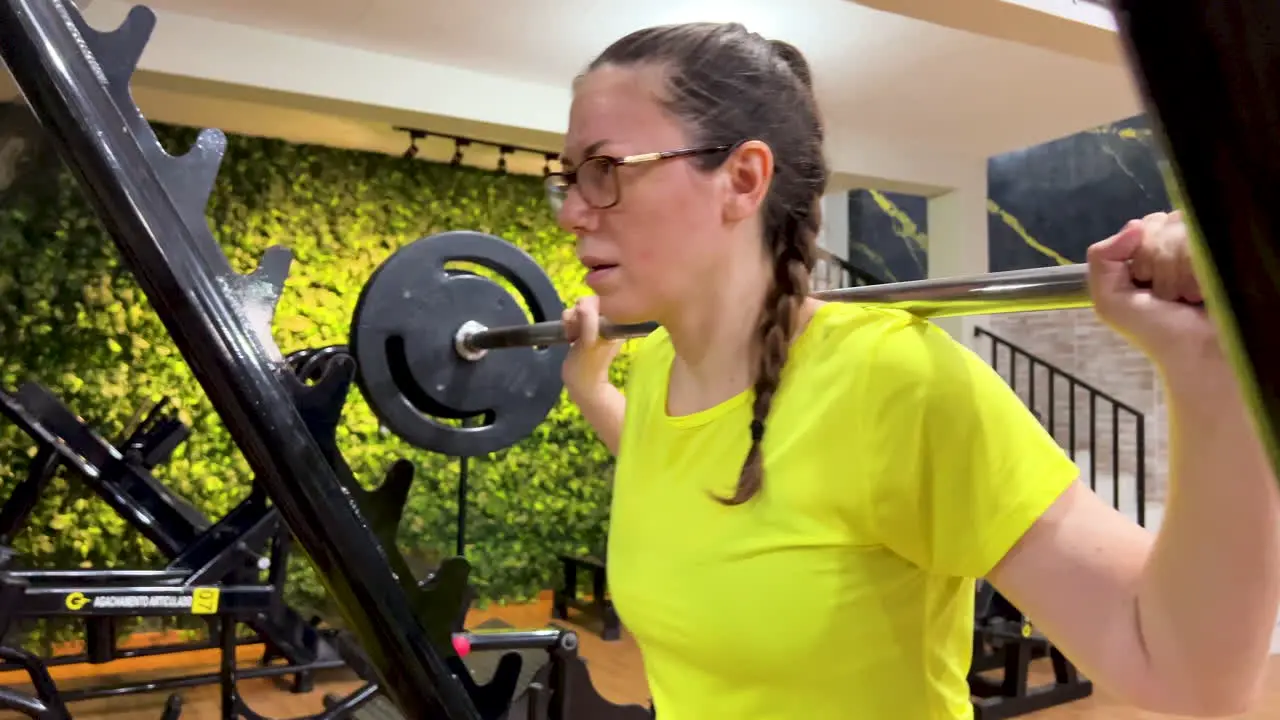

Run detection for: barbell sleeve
[[456, 263, 1091, 355]]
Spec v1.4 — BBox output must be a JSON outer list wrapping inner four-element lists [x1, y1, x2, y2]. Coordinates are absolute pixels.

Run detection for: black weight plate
[[285, 347, 317, 375], [349, 231, 568, 457], [286, 345, 349, 384]]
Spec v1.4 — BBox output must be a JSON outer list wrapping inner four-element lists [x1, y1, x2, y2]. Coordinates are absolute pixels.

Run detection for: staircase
[[817, 254, 1150, 525], [972, 327, 1280, 653], [811, 248, 884, 292], [974, 328, 1148, 528]]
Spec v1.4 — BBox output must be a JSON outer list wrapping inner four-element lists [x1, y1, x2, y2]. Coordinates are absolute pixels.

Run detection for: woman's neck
[[655, 257, 824, 415], [660, 254, 774, 416]]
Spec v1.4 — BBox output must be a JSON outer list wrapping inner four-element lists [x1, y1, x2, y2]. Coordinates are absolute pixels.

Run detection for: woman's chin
[[597, 296, 656, 327]]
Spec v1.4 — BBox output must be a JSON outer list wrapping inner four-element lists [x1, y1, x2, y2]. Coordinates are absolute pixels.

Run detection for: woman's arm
[[865, 215, 1279, 715], [561, 295, 627, 455], [988, 337, 1280, 716], [568, 383, 626, 455], [1139, 349, 1280, 708]]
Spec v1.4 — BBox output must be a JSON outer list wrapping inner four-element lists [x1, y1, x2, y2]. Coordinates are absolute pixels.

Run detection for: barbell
[[348, 230, 1094, 458]]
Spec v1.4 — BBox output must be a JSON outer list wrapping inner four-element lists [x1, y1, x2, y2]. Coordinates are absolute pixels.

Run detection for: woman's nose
[[556, 187, 595, 234]]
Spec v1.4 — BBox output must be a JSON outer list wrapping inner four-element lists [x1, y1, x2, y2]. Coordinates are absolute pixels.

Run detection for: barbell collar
[[453, 320, 490, 361], [457, 263, 1091, 355]]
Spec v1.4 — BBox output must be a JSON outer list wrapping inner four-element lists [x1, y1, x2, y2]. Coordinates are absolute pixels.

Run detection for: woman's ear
[[721, 140, 774, 222]]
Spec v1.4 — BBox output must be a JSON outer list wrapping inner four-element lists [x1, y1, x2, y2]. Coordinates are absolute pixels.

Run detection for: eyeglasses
[[544, 144, 735, 213]]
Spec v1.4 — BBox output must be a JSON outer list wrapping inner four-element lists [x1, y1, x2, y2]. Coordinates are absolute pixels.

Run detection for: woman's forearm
[[568, 383, 626, 455], [1136, 348, 1280, 713]]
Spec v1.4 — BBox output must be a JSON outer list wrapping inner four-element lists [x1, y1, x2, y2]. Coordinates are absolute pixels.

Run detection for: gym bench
[[551, 555, 621, 641]]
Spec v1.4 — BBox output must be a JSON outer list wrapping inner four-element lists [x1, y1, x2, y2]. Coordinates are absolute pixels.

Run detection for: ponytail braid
[[591, 24, 828, 505], [718, 206, 819, 506]]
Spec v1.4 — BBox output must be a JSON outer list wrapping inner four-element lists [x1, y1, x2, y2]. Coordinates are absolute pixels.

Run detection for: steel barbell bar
[[349, 231, 1095, 458], [453, 263, 1091, 359]]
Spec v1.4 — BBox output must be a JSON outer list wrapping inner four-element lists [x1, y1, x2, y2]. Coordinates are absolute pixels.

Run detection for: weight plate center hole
[[444, 259, 537, 323]]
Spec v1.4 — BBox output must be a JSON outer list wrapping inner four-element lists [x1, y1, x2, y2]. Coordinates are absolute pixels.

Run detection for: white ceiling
[[134, 0, 1144, 159]]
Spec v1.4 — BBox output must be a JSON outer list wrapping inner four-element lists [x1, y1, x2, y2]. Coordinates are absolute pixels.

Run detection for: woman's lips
[[585, 264, 619, 289]]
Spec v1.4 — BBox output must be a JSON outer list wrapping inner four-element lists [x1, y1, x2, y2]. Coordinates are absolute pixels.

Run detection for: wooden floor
[[4, 593, 1280, 719]]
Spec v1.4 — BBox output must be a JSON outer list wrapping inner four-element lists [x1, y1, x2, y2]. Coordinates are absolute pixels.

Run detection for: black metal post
[[0, 446, 58, 544], [0, 2, 476, 717], [1135, 414, 1146, 528], [1112, 0, 1280, 480], [458, 455, 469, 558], [1111, 404, 1120, 511]]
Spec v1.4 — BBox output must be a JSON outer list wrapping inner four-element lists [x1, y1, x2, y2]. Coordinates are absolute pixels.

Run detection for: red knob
[[452, 634, 472, 657]]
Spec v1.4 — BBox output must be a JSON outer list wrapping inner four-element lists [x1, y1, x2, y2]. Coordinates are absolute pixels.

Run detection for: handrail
[[976, 325, 1147, 527], [814, 247, 886, 286], [974, 327, 1141, 416]]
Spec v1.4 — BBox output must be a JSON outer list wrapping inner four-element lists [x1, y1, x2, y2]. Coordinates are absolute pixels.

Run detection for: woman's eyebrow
[[562, 139, 612, 167]]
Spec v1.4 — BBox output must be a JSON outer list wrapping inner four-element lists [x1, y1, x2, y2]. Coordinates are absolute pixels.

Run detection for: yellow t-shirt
[[607, 302, 1079, 720]]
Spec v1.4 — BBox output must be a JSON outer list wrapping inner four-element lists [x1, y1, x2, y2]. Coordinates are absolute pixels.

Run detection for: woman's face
[[556, 65, 739, 325]]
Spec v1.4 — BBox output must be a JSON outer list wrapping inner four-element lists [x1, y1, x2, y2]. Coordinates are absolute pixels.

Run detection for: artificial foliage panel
[[0, 120, 626, 646]]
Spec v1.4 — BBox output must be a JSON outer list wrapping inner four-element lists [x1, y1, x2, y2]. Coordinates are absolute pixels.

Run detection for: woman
[[547, 21, 1279, 720]]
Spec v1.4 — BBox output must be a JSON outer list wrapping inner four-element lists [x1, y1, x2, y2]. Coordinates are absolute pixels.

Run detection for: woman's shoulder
[[624, 302, 976, 387], [800, 302, 952, 365], [628, 324, 674, 363], [621, 324, 673, 385], [800, 302, 1004, 407]]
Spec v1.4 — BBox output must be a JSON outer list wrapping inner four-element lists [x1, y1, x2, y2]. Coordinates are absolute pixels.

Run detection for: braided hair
[[590, 24, 828, 504]]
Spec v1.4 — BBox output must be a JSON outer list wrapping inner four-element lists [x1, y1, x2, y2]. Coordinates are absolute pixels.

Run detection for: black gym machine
[[0, 1, 649, 717], [0, 369, 628, 720], [968, 581, 1092, 719], [0, 354, 632, 719], [0, 0, 1278, 718], [0, 378, 369, 718]]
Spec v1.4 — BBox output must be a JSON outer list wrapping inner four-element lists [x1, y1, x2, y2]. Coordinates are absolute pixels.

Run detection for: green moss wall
[[0, 113, 627, 637]]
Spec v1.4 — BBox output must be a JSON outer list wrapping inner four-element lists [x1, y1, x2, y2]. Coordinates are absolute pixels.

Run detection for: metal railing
[[975, 327, 1147, 527], [811, 248, 885, 292]]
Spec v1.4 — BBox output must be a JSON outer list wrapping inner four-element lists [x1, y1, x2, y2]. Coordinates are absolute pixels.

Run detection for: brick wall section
[[980, 310, 1168, 500]]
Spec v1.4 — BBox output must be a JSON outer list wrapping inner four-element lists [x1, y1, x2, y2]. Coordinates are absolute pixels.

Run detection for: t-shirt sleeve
[[856, 317, 1080, 579]]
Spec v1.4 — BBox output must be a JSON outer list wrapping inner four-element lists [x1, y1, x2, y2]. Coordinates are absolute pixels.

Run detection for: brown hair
[[589, 23, 827, 504]]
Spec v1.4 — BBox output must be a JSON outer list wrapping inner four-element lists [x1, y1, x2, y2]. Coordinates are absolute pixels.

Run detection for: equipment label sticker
[[191, 587, 220, 614], [63, 587, 220, 614]]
